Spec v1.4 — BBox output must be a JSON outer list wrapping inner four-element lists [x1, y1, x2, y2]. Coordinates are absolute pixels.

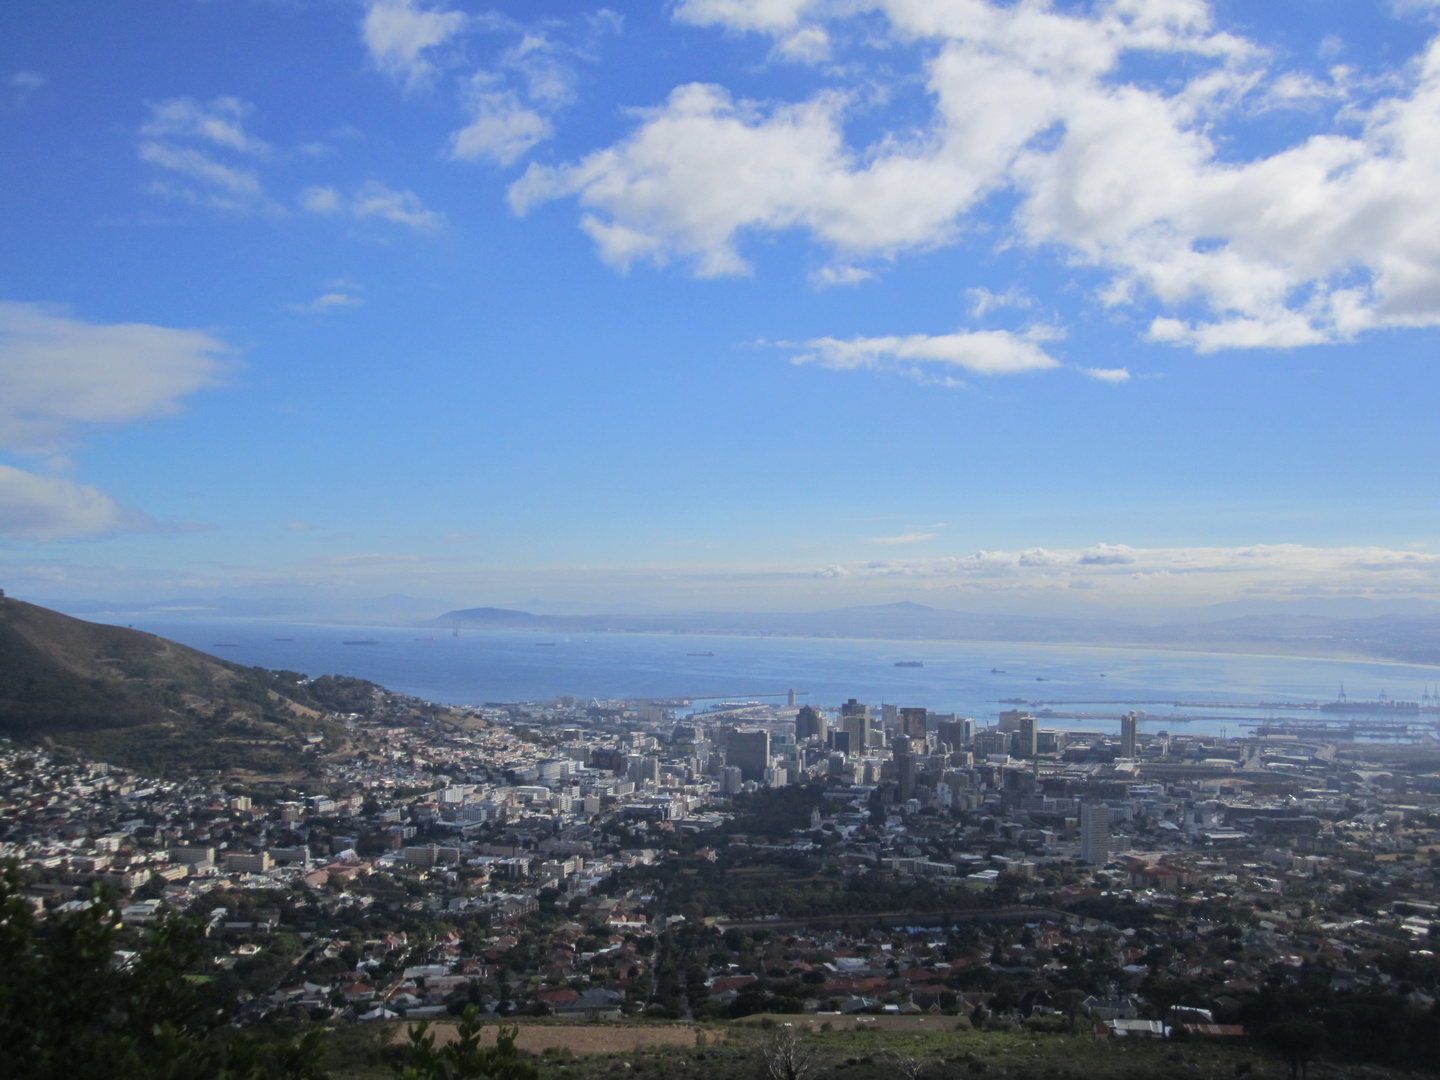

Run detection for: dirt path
[[427, 1023, 710, 1054]]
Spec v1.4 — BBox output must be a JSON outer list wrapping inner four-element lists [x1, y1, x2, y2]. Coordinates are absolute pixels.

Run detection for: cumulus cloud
[[518, 0, 1440, 351], [792, 327, 1060, 379], [672, 0, 818, 33], [0, 302, 228, 452], [1082, 366, 1131, 383], [363, 4, 612, 167], [776, 25, 831, 63], [362, 0, 467, 90], [451, 87, 552, 165]]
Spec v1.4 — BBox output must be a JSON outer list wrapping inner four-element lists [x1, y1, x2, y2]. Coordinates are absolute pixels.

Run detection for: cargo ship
[[894, 660, 924, 668]]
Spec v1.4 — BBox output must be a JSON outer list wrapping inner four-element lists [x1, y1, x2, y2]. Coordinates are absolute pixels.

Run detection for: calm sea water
[[106, 617, 1440, 739]]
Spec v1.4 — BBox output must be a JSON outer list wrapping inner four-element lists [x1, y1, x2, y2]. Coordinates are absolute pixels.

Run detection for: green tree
[[1263, 1019, 1327, 1080], [0, 861, 326, 1080], [395, 1007, 538, 1080]]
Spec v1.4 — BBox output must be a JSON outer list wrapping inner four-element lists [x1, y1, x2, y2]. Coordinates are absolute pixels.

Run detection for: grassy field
[[318, 1014, 1424, 1080]]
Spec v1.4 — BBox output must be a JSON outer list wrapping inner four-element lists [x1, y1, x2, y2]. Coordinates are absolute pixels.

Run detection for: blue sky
[[4, 0, 1440, 615]]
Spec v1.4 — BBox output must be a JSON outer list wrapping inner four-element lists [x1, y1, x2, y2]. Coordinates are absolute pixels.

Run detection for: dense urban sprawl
[[3, 690, 1438, 1070]]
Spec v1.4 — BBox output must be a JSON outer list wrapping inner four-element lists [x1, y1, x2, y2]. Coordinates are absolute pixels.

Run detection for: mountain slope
[[0, 597, 378, 777]]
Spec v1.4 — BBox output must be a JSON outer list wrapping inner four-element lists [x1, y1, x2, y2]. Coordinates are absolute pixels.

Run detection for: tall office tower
[[1018, 714, 1039, 758], [881, 703, 900, 729], [840, 698, 872, 751], [892, 735, 915, 800], [974, 729, 1010, 758], [900, 707, 928, 739], [828, 729, 851, 754], [1079, 802, 1111, 865], [938, 718, 975, 749], [998, 709, 1031, 733], [1120, 712, 1139, 758], [788, 688, 796, 707], [721, 765, 744, 795], [795, 705, 827, 742], [727, 729, 771, 781]]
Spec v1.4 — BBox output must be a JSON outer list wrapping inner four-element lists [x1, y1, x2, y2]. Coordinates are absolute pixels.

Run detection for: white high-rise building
[[1080, 802, 1111, 865], [1120, 713, 1139, 758]]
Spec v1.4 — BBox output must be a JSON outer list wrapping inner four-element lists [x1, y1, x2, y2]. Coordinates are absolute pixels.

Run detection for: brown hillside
[[0, 597, 365, 777]]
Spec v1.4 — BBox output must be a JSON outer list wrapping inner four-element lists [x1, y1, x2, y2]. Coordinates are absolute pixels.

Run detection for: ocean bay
[[113, 617, 1440, 738]]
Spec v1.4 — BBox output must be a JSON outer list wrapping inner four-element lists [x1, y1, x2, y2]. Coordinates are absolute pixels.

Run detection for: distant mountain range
[[429, 601, 1440, 666]]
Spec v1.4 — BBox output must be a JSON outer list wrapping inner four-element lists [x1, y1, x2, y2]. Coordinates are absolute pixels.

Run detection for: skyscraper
[[1018, 714, 1039, 758], [892, 735, 915, 800], [840, 699, 871, 751], [900, 707, 928, 739], [937, 718, 974, 750], [721, 766, 744, 795], [998, 709, 1031, 733], [1120, 712, 1138, 758], [1080, 802, 1110, 865], [727, 729, 770, 782], [795, 705, 827, 742]]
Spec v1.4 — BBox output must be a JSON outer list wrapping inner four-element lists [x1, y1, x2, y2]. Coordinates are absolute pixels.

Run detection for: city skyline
[[5, 1, 1440, 614]]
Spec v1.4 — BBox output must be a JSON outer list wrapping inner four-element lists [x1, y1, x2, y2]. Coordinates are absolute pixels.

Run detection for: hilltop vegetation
[[0, 597, 381, 778]]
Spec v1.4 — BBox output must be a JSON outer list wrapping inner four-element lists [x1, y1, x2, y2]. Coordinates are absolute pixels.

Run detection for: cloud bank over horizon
[[9, 542, 1440, 617]]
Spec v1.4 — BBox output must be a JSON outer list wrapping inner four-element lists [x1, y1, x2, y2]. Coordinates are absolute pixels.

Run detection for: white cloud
[[139, 96, 270, 155], [968, 286, 1032, 317], [451, 88, 552, 165], [873, 532, 938, 545], [362, 5, 609, 168], [288, 291, 364, 315], [138, 97, 274, 211], [811, 264, 875, 287], [351, 181, 446, 233], [0, 302, 228, 452], [300, 185, 342, 214], [10, 70, 45, 106], [138, 142, 267, 209], [776, 25, 831, 63], [0, 465, 136, 541], [673, 0, 819, 33], [793, 541, 1440, 609], [793, 327, 1061, 378], [1081, 366, 1131, 383], [520, 0, 1440, 351], [298, 184, 444, 233], [362, 0, 467, 90]]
